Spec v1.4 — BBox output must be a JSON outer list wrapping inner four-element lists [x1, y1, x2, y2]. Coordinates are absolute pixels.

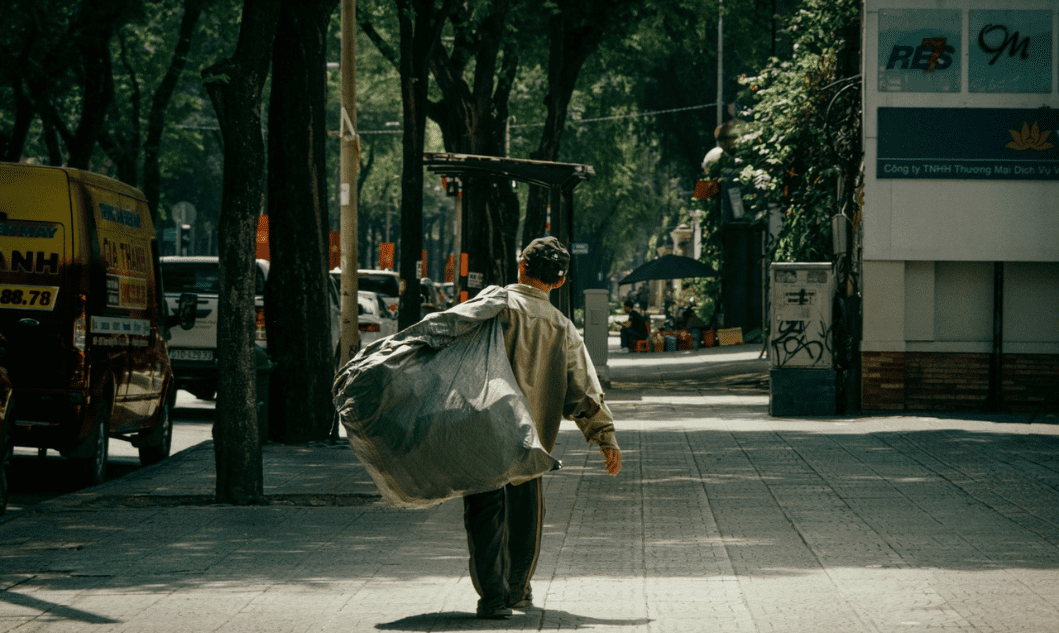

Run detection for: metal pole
[[453, 182, 462, 301], [988, 262, 1004, 412], [339, 0, 360, 365]]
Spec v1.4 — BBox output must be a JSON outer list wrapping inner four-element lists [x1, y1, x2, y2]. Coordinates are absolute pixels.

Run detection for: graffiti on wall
[[771, 319, 833, 368], [770, 264, 834, 369]]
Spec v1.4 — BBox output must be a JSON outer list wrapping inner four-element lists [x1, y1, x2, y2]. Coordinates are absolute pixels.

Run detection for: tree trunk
[[201, 0, 281, 506], [67, 0, 128, 170], [523, 0, 619, 250], [144, 0, 206, 226], [104, 32, 142, 187], [3, 88, 35, 163], [265, 0, 338, 444], [426, 0, 519, 289], [396, 0, 445, 330]]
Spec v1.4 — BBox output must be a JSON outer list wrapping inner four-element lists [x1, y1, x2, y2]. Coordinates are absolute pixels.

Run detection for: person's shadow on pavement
[[377, 609, 649, 631]]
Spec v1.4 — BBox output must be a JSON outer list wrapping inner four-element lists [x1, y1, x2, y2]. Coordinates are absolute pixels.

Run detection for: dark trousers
[[620, 326, 645, 349], [463, 477, 544, 612]]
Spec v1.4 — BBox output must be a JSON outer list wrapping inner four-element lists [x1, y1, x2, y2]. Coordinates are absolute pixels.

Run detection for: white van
[[161, 256, 269, 400]]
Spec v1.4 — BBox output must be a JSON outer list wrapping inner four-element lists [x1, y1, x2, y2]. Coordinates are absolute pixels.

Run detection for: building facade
[[861, 0, 1059, 412]]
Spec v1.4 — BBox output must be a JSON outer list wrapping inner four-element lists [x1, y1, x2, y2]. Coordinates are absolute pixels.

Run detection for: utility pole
[[339, 0, 360, 364]]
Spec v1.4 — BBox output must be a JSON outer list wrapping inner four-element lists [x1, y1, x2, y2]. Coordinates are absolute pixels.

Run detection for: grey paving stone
[[3, 346, 1059, 631]]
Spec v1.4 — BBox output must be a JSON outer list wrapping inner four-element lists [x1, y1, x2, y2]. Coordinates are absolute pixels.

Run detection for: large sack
[[333, 287, 559, 508]]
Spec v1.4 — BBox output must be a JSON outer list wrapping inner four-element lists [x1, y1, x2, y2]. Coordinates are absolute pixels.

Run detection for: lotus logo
[[1006, 122, 1054, 151]]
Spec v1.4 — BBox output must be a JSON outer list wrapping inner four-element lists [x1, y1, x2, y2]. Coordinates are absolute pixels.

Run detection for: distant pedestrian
[[464, 236, 622, 619], [619, 300, 649, 351]]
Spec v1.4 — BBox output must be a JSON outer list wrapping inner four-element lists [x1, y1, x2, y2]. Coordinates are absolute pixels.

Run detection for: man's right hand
[[602, 448, 622, 476]]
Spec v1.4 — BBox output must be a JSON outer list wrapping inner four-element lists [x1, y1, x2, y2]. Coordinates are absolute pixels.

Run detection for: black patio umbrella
[[618, 254, 718, 285]]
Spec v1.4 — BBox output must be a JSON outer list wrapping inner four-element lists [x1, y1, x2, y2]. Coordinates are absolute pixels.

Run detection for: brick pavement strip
[[2, 354, 1059, 631]]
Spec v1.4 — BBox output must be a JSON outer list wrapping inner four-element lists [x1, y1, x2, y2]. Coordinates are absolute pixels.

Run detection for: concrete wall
[[863, 0, 1059, 354], [863, 260, 1059, 355], [862, 0, 1059, 409]]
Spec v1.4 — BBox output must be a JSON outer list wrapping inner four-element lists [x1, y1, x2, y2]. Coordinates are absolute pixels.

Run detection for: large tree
[[395, 0, 452, 329], [426, 0, 520, 288], [0, 0, 140, 168], [730, 0, 862, 263], [201, 0, 281, 505], [265, 0, 339, 443], [521, 0, 640, 250], [1, 0, 209, 230], [141, 0, 206, 222]]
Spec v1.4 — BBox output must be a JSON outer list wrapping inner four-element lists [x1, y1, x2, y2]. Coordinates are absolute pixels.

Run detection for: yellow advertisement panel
[[92, 195, 150, 311]]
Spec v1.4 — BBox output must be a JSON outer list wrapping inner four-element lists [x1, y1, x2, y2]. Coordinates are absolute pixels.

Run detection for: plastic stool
[[633, 339, 651, 353]]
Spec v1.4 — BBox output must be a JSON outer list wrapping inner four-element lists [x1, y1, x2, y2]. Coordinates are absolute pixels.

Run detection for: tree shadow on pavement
[[0, 588, 120, 625], [376, 609, 649, 631]]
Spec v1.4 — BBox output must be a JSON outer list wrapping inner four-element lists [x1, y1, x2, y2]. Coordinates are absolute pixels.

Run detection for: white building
[[861, 0, 1059, 411]]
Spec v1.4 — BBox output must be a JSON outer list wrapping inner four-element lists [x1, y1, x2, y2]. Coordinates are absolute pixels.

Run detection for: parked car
[[161, 256, 269, 400], [357, 290, 398, 347], [0, 163, 196, 487], [356, 269, 400, 317], [163, 258, 342, 398]]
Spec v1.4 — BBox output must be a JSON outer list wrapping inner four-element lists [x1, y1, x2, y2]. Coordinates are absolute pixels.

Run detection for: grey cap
[[520, 236, 570, 277]]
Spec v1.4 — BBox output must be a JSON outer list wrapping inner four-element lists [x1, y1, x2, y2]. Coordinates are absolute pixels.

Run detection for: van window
[[163, 262, 221, 294], [162, 261, 266, 296]]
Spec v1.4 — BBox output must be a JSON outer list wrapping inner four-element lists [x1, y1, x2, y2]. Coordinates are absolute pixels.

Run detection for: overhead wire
[[173, 102, 722, 135]]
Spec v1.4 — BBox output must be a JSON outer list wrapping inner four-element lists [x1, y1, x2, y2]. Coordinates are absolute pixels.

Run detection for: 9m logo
[[886, 38, 954, 73]]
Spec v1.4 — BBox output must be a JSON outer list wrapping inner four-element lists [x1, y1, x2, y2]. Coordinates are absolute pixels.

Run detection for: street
[[5, 391, 216, 515]]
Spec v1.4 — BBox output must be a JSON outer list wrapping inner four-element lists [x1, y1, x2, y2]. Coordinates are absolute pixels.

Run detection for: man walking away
[[464, 236, 622, 619]]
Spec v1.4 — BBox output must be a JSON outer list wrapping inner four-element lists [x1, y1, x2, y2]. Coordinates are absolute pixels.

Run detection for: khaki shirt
[[499, 284, 618, 453]]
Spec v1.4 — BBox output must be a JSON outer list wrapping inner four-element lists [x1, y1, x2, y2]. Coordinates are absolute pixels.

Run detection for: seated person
[[619, 300, 649, 350], [681, 306, 707, 331]]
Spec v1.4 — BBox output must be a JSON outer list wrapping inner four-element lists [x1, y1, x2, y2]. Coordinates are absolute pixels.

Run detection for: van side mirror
[[168, 293, 198, 330]]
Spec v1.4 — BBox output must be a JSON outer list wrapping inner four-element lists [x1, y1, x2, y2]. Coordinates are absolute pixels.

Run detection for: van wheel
[[139, 397, 173, 466], [72, 398, 110, 487]]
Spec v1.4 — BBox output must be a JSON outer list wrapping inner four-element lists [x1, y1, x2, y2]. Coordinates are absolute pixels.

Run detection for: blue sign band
[[877, 107, 1059, 180]]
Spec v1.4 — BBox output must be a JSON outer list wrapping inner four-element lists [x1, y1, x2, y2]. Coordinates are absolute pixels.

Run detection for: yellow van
[[0, 163, 195, 488]]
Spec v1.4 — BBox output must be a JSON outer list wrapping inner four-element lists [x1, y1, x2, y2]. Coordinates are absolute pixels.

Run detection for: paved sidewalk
[[2, 343, 1059, 632]]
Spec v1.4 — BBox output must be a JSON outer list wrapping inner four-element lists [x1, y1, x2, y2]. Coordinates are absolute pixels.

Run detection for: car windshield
[[359, 275, 399, 297], [163, 261, 266, 295]]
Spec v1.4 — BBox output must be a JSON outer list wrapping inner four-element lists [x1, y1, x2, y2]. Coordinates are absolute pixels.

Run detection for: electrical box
[[769, 262, 834, 369], [582, 289, 610, 387]]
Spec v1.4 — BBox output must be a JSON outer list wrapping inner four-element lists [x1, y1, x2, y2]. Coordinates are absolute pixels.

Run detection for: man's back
[[498, 283, 587, 452]]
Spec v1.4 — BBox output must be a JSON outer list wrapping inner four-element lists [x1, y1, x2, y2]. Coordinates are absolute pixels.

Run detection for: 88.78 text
[[0, 288, 53, 307]]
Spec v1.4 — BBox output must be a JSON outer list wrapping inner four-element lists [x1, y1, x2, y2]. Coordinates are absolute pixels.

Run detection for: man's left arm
[[563, 324, 622, 475]]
